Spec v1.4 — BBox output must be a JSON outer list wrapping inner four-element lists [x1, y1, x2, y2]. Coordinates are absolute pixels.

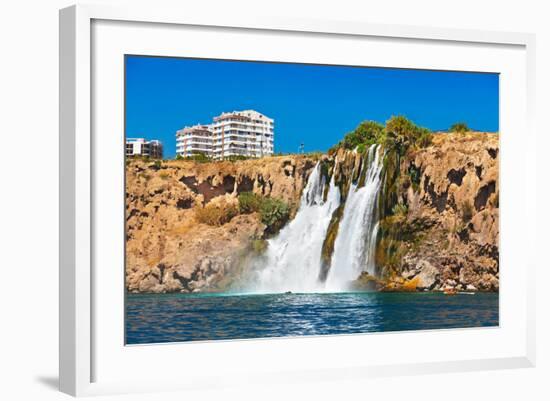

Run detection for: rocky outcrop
[[126, 155, 318, 293], [377, 132, 499, 292], [126, 132, 499, 293]]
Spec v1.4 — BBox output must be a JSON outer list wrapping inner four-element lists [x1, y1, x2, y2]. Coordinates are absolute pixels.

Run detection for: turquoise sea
[[125, 291, 499, 344]]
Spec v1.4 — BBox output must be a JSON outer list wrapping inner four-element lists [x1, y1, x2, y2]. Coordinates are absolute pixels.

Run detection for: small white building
[[126, 138, 163, 159], [176, 110, 274, 159]]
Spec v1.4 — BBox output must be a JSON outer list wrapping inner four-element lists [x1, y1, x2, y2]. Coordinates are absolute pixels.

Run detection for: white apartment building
[[175, 125, 214, 158], [176, 110, 274, 159], [126, 138, 163, 159], [211, 110, 274, 159]]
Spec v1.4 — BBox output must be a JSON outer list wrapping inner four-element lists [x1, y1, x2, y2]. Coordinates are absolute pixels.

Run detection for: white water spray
[[325, 145, 383, 291], [252, 163, 341, 293], [249, 145, 383, 293]]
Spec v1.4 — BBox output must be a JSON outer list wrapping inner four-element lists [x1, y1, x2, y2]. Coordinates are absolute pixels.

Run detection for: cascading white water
[[251, 163, 341, 293], [325, 145, 384, 291], [249, 145, 384, 294]]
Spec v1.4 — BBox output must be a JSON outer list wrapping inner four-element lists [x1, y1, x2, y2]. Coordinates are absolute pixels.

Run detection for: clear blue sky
[[125, 55, 499, 158]]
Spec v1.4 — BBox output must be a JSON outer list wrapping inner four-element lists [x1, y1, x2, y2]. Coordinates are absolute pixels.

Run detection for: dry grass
[[431, 132, 498, 144], [167, 219, 197, 237], [194, 201, 238, 226]]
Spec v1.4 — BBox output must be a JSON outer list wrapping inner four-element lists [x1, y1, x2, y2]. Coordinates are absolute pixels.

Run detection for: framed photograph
[[60, 4, 536, 396]]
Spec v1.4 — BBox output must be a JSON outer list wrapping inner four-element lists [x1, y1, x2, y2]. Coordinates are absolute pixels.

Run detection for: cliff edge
[[372, 132, 499, 292], [126, 132, 499, 293], [125, 155, 318, 293]]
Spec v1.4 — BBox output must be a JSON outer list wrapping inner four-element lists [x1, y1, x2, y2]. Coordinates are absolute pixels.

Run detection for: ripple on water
[[125, 292, 499, 344]]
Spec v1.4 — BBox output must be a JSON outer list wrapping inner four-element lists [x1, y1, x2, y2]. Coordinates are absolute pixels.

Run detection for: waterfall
[[325, 145, 383, 291], [248, 145, 384, 294], [251, 163, 341, 293]]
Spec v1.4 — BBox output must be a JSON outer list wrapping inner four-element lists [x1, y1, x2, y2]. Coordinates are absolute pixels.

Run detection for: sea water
[[126, 292, 498, 344]]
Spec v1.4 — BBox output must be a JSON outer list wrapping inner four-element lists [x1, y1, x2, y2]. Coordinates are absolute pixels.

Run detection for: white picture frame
[[59, 4, 536, 397]]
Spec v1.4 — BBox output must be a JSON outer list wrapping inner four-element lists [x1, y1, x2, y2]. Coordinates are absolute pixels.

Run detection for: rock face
[[126, 133, 499, 293], [126, 155, 317, 293], [379, 132, 499, 292]]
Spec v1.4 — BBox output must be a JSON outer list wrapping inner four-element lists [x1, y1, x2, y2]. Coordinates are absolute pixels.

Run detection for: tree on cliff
[[450, 122, 470, 134], [337, 120, 384, 150], [383, 116, 432, 154], [329, 116, 432, 155]]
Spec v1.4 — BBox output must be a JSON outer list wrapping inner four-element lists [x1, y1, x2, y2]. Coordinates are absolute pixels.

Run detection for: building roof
[[213, 109, 273, 123], [126, 138, 162, 144]]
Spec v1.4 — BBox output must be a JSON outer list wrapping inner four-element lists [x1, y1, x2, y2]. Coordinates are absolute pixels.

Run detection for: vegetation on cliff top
[[329, 116, 432, 156], [323, 116, 438, 280], [175, 152, 251, 162], [321, 117, 432, 277], [450, 122, 471, 134]]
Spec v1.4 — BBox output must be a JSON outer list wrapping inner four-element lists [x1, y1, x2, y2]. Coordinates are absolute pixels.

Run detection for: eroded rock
[[380, 133, 499, 292], [125, 156, 317, 293]]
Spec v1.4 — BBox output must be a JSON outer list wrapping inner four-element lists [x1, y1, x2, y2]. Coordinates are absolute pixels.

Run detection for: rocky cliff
[[361, 132, 499, 292], [125, 156, 318, 293], [126, 132, 499, 293]]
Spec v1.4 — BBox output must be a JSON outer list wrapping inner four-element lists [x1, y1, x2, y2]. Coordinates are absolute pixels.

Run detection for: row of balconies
[[213, 129, 272, 135], [177, 134, 212, 139], [211, 122, 273, 129], [178, 141, 273, 149], [214, 135, 273, 142], [176, 139, 212, 145], [213, 146, 273, 152], [176, 150, 273, 158], [179, 145, 214, 151], [212, 127, 274, 134], [179, 137, 273, 145], [178, 131, 273, 141]]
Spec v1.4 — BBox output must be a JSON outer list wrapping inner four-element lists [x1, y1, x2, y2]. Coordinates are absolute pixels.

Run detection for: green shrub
[[450, 122, 470, 134], [191, 152, 211, 162], [384, 115, 432, 153], [238, 192, 262, 214], [260, 197, 290, 233], [330, 116, 432, 155], [238, 192, 291, 233], [226, 155, 250, 161], [194, 201, 238, 226], [338, 120, 385, 150], [417, 127, 433, 147], [177, 152, 211, 162]]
